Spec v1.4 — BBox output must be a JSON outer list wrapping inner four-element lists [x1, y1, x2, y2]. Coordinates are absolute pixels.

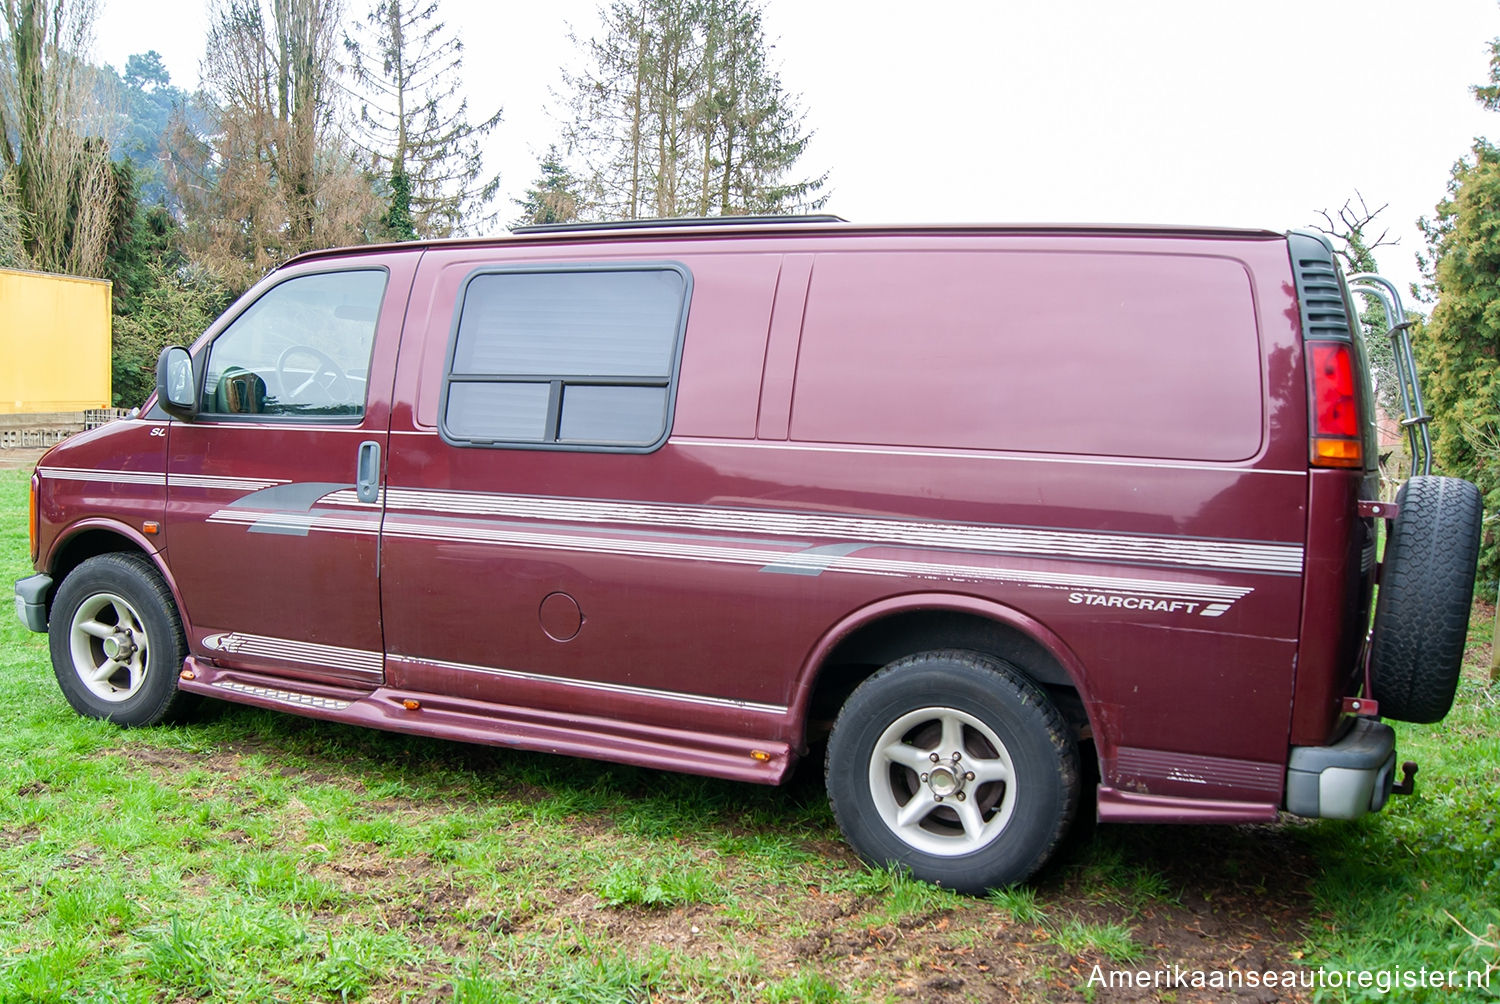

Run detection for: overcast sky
[[92, 0, 1500, 302]]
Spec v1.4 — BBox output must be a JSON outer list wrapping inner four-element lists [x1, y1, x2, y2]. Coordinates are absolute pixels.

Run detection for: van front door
[[165, 261, 409, 690]]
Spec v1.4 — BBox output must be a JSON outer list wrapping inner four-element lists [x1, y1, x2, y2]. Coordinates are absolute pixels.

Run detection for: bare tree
[[0, 0, 118, 275], [0, 170, 30, 267], [1312, 191, 1399, 275], [1312, 191, 1403, 422], [176, 0, 378, 287]]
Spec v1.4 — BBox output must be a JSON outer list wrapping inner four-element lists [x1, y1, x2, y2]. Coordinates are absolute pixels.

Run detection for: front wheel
[[48, 553, 191, 726], [825, 650, 1079, 893]]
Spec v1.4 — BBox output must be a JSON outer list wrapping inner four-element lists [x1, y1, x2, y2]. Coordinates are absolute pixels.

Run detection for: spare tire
[[1367, 475, 1483, 723]]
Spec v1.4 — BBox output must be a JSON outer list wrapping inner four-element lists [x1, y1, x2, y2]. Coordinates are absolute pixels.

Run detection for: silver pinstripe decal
[[201, 632, 383, 678], [369, 488, 1304, 574], [39, 467, 166, 486], [206, 506, 1254, 613], [200, 483, 1296, 618], [388, 653, 788, 714]]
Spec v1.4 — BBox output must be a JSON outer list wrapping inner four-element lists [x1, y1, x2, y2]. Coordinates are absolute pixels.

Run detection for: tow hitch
[[1392, 760, 1418, 797]]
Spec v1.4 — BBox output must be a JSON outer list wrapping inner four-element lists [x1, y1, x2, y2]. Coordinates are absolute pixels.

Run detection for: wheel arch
[[788, 593, 1099, 751], [42, 521, 187, 631]]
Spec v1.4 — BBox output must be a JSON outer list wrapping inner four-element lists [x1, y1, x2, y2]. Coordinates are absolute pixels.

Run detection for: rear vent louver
[[1287, 232, 1354, 341], [1288, 230, 1368, 469]]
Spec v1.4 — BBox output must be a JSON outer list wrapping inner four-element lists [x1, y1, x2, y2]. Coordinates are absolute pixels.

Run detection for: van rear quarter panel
[[773, 234, 1310, 800], [384, 231, 1310, 803]]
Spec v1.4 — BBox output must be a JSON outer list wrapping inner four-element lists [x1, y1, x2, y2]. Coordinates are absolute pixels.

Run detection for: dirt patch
[[1469, 600, 1496, 674], [0, 825, 40, 852], [542, 876, 1312, 1003], [0, 448, 47, 471], [94, 732, 1317, 1002], [481, 819, 1317, 1003], [111, 741, 266, 785]]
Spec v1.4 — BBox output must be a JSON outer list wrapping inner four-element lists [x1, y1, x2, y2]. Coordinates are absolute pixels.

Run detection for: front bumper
[[13, 573, 51, 633], [1285, 717, 1398, 820]]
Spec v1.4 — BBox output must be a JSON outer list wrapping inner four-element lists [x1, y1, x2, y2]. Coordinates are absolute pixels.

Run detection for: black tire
[[47, 553, 191, 727], [825, 650, 1079, 894], [1368, 476, 1483, 724]]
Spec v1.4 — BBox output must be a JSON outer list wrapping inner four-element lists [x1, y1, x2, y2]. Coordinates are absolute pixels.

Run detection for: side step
[[176, 657, 792, 784]]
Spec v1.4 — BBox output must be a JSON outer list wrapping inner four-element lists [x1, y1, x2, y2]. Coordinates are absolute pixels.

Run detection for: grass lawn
[[0, 464, 1495, 1002]]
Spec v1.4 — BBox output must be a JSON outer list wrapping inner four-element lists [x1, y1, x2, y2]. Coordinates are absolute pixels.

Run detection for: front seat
[[214, 367, 268, 414]]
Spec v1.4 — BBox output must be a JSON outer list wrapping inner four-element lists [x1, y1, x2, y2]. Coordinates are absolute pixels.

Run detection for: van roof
[[283, 218, 1286, 268]]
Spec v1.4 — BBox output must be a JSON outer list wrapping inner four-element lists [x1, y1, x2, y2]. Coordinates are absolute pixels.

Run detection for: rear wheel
[[825, 650, 1078, 893], [48, 553, 191, 726]]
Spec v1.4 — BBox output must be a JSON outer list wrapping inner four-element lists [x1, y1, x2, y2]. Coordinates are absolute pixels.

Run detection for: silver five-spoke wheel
[[67, 591, 150, 702], [48, 553, 190, 726], [868, 706, 1018, 856]]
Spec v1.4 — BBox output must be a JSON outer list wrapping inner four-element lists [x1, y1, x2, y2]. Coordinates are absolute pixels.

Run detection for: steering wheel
[[275, 344, 354, 406]]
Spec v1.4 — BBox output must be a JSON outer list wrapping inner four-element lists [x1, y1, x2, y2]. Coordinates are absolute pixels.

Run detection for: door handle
[[356, 440, 381, 504]]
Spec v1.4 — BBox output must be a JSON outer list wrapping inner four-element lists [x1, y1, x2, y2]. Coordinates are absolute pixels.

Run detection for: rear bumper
[[13, 573, 51, 633], [1284, 718, 1397, 819]]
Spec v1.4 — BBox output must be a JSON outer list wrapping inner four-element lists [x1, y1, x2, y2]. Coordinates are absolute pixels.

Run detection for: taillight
[[29, 473, 39, 563], [1307, 341, 1363, 468]]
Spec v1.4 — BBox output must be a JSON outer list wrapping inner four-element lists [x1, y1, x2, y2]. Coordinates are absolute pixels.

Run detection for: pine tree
[[1415, 24, 1500, 581], [511, 145, 582, 228], [101, 51, 208, 211], [345, 0, 503, 237], [1415, 138, 1500, 580], [560, 0, 654, 219], [561, 0, 825, 220], [692, 0, 823, 215]]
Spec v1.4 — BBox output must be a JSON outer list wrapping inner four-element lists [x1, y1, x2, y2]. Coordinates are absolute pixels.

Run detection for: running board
[[1096, 787, 1279, 824], [176, 657, 792, 784]]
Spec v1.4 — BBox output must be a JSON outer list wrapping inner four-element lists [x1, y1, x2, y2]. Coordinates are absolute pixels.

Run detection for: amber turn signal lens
[[1312, 438, 1363, 468], [1307, 341, 1364, 469], [28, 474, 38, 563]]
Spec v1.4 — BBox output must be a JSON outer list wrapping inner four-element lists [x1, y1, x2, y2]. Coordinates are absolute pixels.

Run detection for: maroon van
[[13, 219, 1483, 892]]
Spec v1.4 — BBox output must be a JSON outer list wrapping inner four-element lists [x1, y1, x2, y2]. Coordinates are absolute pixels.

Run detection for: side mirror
[[155, 346, 198, 421]]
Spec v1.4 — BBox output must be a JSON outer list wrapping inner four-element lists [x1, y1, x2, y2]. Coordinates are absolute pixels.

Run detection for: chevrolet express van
[[14, 218, 1483, 892]]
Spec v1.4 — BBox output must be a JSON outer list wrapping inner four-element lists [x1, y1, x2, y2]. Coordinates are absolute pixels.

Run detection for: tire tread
[[1368, 476, 1483, 724]]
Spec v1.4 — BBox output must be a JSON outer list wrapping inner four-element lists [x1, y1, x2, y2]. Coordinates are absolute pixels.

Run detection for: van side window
[[441, 265, 689, 450], [201, 270, 387, 418]]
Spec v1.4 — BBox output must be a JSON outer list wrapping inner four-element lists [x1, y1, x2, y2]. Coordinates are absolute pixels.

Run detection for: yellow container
[[0, 268, 112, 414]]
